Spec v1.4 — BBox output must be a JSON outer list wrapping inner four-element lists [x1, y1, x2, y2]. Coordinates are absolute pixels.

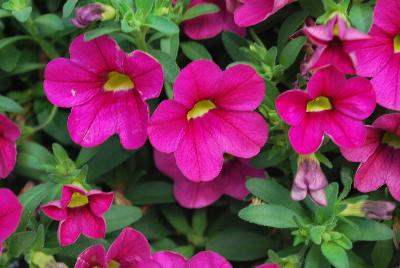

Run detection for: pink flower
[[44, 34, 163, 149], [154, 150, 264, 208], [255, 264, 280, 268], [348, 0, 400, 110], [152, 251, 232, 268], [0, 114, 20, 179], [276, 66, 376, 154], [340, 113, 400, 201], [148, 60, 268, 182], [0, 188, 22, 253], [304, 14, 369, 74], [179, 0, 245, 40], [41, 185, 114, 246], [229, 0, 295, 27]]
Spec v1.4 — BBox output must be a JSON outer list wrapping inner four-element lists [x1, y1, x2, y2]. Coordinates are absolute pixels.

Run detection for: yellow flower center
[[394, 35, 400, 53], [333, 24, 340, 37], [68, 192, 89, 208], [306, 96, 332, 112], [187, 100, 216, 120], [382, 132, 400, 149], [103, 72, 134, 92], [108, 260, 120, 268]]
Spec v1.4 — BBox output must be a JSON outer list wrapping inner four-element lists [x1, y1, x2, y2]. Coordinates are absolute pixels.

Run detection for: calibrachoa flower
[[75, 227, 233, 267], [276, 66, 376, 154], [148, 60, 268, 182], [304, 14, 369, 74], [341, 113, 400, 201], [339, 200, 396, 220], [0, 114, 20, 179], [0, 188, 22, 253], [71, 3, 116, 28], [291, 154, 328, 206], [178, 0, 245, 40], [228, 0, 295, 27], [349, 0, 400, 110], [154, 150, 264, 208], [41, 185, 114, 246], [255, 264, 280, 268], [44, 34, 164, 149]]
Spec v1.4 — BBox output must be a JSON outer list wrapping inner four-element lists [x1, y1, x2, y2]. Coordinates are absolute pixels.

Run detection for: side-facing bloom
[[71, 3, 116, 28], [341, 113, 400, 201], [339, 200, 396, 220], [152, 251, 232, 268], [148, 60, 268, 182], [0, 188, 22, 253], [41, 185, 114, 246], [0, 114, 20, 179], [291, 154, 328, 206], [276, 66, 376, 154], [304, 14, 369, 74], [154, 150, 265, 208], [44, 34, 164, 149], [348, 0, 400, 110], [178, 0, 245, 40], [228, 0, 295, 27]]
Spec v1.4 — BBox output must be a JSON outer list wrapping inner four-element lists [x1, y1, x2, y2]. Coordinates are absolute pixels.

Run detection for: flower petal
[[75, 244, 107, 268], [372, 113, 400, 135], [0, 114, 20, 141], [58, 217, 81, 246], [153, 150, 187, 181], [275, 89, 310, 126], [61, 185, 87, 207], [233, 0, 274, 27], [88, 191, 114, 216], [385, 148, 400, 201], [41, 201, 67, 221], [152, 251, 187, 268], [373, 0, 400, 35], [80, 207, 106, 240], [0, 189, 22, 243], [188, 251, 232, 268], [0, 138, 18, 179]]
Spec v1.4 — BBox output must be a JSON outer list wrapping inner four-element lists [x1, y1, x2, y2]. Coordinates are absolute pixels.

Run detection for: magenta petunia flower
[[276, 66, 376, 154], [148, 60, 268, 182], [152, 251, 232, 268], [348, 0, 400, 110], [304, 14, 369, 74], [179, 0, 245, 40], [0, 188, 22, 253], [255, 264, 280, 268], [154, 150, 264, 208], [228, 0, 295, 27], [340, 113, 400, 201], [0, 114, 20, 179], [44, 34, 164, 149], [41, 185, 114, 246]]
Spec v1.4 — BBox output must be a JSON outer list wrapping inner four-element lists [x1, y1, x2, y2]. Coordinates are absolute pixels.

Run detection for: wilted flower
[[71, 3, 115, 28], [340, 200, 396, 220], [276, 66, 376, 154], [0, 114, 20, 179], [44, 34, 163, 149], [0, 188, 22, 253], [41, 185, 114, 246], [291, 154, 328, 206], [148, 60, 268, 182]]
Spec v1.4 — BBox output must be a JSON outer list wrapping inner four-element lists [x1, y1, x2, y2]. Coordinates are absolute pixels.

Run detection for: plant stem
[[30, 105, 58, 134]]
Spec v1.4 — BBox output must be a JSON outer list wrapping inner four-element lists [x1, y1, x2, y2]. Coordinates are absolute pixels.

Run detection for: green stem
[[133, 28, 148, 51], [30, 105, 58, 134]]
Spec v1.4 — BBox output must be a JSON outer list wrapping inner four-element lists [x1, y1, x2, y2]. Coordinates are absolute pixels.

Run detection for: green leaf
[[277, 10, 308, 52], [298, 0, 324, 17], [18, 183, 55, 231], [84, 25, 121, 41], [181, 41, 212, 60], [336, 218, 393, 241], [127, 181, 174, 205], [12, 6, 31, 22], [8, 231, 36, 257], [160, 204, 192, 235], [62, 0, 78, 18], [349, 4, 373, 33], [149, 49, 180, 83], [0, 45, 21, 72], [104, 205, 142, 233], [239, 204, 299, 228], [192, 208, 207, 236], [132, 210, 172, 240], [222, 32, 253, 63], [372, 240, 393, 268], [145, 15, 179, 34], [34, 14, 64, 34], [310, 226, 326, 245], [280, 36, 306, 69], [321, 242, 349, 268], [182, 3, 220, 21], [206, 230, 272, 261], [16, 142, 54, 179], [0, 95, 23, 113], [305, 245, 331, 268], [135, 0, 154, 14], [0, 35, 31, 50], [160, 34, 180, 60]]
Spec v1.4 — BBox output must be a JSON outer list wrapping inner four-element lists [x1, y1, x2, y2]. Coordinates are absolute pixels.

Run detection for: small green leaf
[[182, 3, 220, 21], [127, 181, 174, 205], [181, 41, 212, 60], [321, 242, 349, 268], [160, 204, 192, 235], [239, 204, 299, 228], [192, 208, 207, 236], [84, 25, 121, 41], [104, 205, 142, 233], [8, 231, 36, 257], [305, 245, 331, 268], [336, 218, 393, 241], [0, 35, 31, 50], [280, 36, 306, 69], [349, 4, 373, 33], [149, 50, 180, 83], [145, 15, 179, 34], [13, 6, 32, 22], [0, 95, 23, 113], [62, 0, 78, 18]]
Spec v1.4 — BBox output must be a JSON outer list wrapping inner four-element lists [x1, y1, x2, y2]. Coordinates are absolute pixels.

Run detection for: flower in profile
[[304, 14, 369, 74], [0, 114, 20, 179], [71, 3, 116, 28], [291, 154, 328, 206], [229, 0, 295, 27], [44, 34, 164, 149], [276, 66, 376, 154], [255, 264, 280, 268], [148, 60, 268, 182], [152, 251, 233, 268], [339, 200, 396, 220], [0, 188, 22, 253], [178, 0, 245, 40], [348, 0, 400, 110], [154, 150, 264, 208], [341, 113, 400, 201], [41, 185, 114, 246]]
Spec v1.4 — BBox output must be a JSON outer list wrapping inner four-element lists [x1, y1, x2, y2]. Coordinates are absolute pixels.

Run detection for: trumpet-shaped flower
[[341, 113, 400, 201], [148, 60, 268, 182], [154, 150, 264, 208], [304, 14, 369, 74], [152, 251, 232, 268], [276, 67, 376, 154], [0, 114, 20, 179], [348, 0, 400, 110], [44, 34, 163, 149], [0, 188, 22, 253], [41, 185, 114, 246]]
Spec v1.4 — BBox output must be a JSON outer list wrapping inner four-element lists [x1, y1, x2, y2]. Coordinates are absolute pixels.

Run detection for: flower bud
[[291, 154, 328, 206], [71, 3, 115, 28], [340, 200, 396, 220]]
